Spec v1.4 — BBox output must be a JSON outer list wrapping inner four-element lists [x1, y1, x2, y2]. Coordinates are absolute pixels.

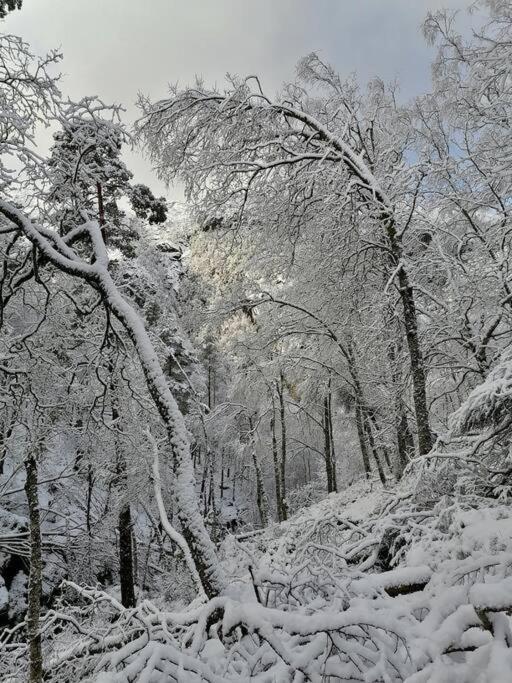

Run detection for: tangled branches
[[3, 479, 512, 682]]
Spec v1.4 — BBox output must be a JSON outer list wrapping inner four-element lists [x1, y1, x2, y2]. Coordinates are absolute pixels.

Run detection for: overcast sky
[[4, 0, 474, 198]]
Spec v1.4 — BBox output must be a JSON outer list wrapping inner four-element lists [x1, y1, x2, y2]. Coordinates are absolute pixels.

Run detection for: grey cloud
[[4, 0, 474, 195]]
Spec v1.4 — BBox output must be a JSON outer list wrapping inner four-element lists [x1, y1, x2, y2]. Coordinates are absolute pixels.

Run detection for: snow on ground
[[3, 475, 512, 682]]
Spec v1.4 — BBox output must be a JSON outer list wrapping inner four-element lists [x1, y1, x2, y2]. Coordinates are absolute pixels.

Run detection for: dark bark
[[96, 181, 106, 228], [388, 339, 414, 478], [207, 362, 213, 410], [355, 402, 371, 478], [277, 374, 288, 521], [25, 452, 43, 683], [384, 216, 433, 455], [367, 410, 393, 474], [0, 413, 13, 476], [271, 413, 284, 522], [347, 344, 371, 477], [248, 416, 268, 527], [323, 397, 334, 493], [219, 449, 225, 500], [364, 412, 387, 486], [111, 373, 136, 609], [327, 382, 338, 492], [118, 502, 136, 608], [86, 464, 94, 537]]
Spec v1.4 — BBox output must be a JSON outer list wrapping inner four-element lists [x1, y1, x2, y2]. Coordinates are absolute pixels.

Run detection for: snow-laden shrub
[[284, 480, 325, 515], [3, 476, 512, 682]]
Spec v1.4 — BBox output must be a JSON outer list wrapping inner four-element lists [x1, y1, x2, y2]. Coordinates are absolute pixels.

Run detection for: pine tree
[[129, 183, 168, 225]]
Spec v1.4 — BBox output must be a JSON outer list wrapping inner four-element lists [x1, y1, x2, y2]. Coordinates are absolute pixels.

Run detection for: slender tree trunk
[[248, 416, 268, 527], [219, 449, 225, 500], [381, 445, 392, 471], [364, 412, 387, 486], [201, 457, 209, 514], [25, 452, 43, 683], [118, 501, 136, 608], [271, 413, 284, 522], [347, 343, 371, 477], [396, 412, 410, 477], [96, 181, 105, 228], [86, 464, 94, 537], [327, 381, 338, 492], [388, 339, 414, 478], [110, 372, 136, 609], [0, 412, 13, 476], [132, 527, 138, 585], [385, 217, 433, 455], [207, 362, 213, 411], [355, 402, 371, 478], [367, 411, 392, 472], [397, 268, 433, 455], [277, 374, 288, 521], [323, 397, 334, 493], [252, 451, 269, 527]]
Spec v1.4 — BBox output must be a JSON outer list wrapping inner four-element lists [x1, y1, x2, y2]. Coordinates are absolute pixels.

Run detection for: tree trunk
[[207, 362, 214, 411], [355, 402, 371, 478], [252, 451, 269, 527], [95, 267, 226, 598], [364, 412, 387, 486], [96, 181, 105, 228], [0, 201, 226, 600], [118, 501, 136, 608], [86, 464, 94, 537], [367, 410, 393, 473], [387, 338, 414, 478], [25, 452, 43, 683], [0, 411, 13, 476], [327, 381, 338, 492], [347, 343, 371, 477], [385, 217, 433, 455], [323, 397, 334, 493], [219, 449, 225, 500], [248, 416, 268, 527], [110, 371, 136, 609], [271, 413, 284, 522], [277, 374, 288, 521]]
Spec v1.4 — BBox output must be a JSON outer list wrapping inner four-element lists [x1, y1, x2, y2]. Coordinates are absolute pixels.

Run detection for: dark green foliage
[[109, 220, 140, 259], [129, 183, 168, 224], [0, 0, 22, 19]]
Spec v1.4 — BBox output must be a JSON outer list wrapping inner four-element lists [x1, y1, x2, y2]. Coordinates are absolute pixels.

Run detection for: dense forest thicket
[[1, 1, 512, 680]]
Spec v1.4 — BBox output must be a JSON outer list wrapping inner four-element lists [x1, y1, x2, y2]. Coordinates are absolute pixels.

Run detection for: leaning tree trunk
[[368, 411, 392, 471], [101, 276, 226, 598], [0, 203, 226, 600], [363, 412, 387, 486], [25, 451, 43, 683]]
